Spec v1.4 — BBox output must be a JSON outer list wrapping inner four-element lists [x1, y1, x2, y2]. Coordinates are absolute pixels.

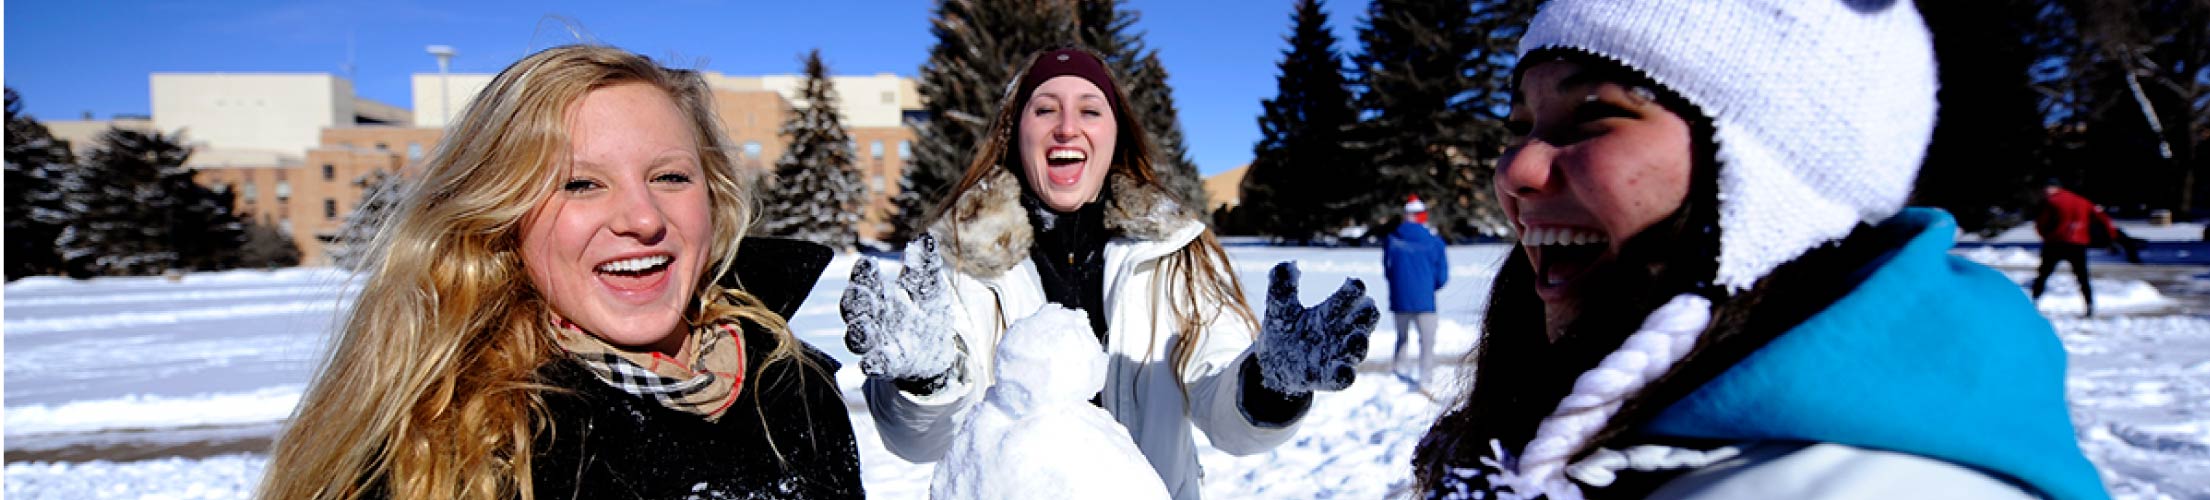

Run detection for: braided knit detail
[[1565, 444, 1743, 488], [1517, 293, 1712, 499]]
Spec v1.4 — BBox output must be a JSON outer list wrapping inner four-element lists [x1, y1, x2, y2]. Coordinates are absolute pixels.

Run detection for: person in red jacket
[[2033, 181, 2117, 316]]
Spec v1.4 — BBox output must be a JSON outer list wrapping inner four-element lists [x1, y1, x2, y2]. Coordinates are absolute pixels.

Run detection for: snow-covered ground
[[6, 243, 2207, 499]]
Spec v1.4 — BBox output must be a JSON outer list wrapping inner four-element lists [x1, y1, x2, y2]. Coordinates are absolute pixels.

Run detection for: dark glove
[[841, 234, 964, 394], [1253, 261, 1378, 394]]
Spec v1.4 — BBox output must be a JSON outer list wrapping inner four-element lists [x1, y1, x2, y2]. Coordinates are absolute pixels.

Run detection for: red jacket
[[2037, 188, 2116, 246]]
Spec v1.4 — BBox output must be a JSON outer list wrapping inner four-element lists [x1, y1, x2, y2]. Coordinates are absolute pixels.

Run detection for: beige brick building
[[170, 68, 920, 266]]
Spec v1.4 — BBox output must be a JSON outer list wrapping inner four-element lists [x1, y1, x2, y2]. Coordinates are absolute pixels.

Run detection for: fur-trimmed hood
[[927, 167, 1197, 278]]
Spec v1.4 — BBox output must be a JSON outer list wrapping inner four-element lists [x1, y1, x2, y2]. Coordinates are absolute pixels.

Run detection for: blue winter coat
[[1382, 222, 1449, 313], [1643, 208, 2107, 500]]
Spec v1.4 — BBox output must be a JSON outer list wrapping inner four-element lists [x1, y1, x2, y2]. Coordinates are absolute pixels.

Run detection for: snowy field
[[6, 236, 2208, 498]]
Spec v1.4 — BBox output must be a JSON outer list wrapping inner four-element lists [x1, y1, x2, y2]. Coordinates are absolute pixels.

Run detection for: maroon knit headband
[[1013, 48, 1122, 113]]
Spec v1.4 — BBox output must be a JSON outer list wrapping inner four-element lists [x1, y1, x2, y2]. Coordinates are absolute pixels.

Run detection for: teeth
[[597, 255, 670, 273], [1521, 227, 1607, 247], [1047, 150, 1086, 162]]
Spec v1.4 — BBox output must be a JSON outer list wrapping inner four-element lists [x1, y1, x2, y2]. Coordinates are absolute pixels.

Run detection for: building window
[[407, 143, 423, 160], [897, 141, 911, 159], [870, 141, 884, 159], [374, 142, 389, 151], [322, 164, 336, 181], [276, 181, 291, 201], [324, 199, 338, 220], [242, 182, 257, 200], [870, 175, 885, 193], [278, 217, 292, 235], [882, 91, 895, 104], [743, 141, 762, 158]]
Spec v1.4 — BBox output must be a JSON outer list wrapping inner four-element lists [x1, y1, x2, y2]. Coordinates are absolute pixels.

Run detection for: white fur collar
[[928, 168, 1195, 278]]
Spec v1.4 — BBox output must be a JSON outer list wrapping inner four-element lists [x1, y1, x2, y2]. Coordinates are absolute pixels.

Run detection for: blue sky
[[5, 0, 1372, 177]]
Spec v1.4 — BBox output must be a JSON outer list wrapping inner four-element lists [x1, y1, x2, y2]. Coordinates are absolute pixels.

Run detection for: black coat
[[532, 238, 862, 499]]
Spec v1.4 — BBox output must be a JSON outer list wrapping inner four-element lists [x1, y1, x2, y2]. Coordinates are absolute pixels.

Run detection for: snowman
[[929, 304, 1171, 499]]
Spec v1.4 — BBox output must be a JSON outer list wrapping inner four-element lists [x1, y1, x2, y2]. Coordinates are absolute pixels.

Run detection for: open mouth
[[595, 254, 674, 293], [1520, 226, 1610, 300], [1044, 147, 1087, 186]]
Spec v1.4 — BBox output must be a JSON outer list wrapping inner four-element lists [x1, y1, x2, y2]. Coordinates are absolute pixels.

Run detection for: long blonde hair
[[259, 45, 810, 500], [931, 47, 1258, 389]]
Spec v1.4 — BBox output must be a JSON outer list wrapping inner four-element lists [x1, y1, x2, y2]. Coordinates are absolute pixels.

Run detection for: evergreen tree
[[5, 88, 75, 280], [237, 217, 302, 269], [1242, 0, 1361, 243], [896, 0, 1065, 246], [755, 49, 865, 250], [1123, 53, 1208, 209], [55, 128, 193, 277], [1349, 0, 1534, 239], [49, 127, 243, 277], [322, 169, 406, 270], [168, 178, 246, 271], [1074, 0, 1207, 208]]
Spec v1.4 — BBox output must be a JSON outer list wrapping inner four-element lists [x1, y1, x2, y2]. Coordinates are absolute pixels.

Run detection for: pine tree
[[5, 88, 75, 280], [896, 0, 1068, 246], [1123, 53, 1208, 209], [238, 218, 302, 269], [322, 169, 406, 270], [1242, 0, 1361, 243], [1074, 0, 1207, 209], [1349, 0, 1533, 239], [755, 49, 865, 250], [55, 128, 193, 277], [168, 177, 246, 272]]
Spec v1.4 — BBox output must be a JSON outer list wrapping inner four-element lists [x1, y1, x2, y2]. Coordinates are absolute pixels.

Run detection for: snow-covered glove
[[1253, 261, 1378, 395], [842, 234, 965, 394]]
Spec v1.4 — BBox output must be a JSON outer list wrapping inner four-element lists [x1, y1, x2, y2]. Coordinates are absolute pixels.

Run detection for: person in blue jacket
[[1409, 0, 2108, 499], [1382, 195, 1449, 383]]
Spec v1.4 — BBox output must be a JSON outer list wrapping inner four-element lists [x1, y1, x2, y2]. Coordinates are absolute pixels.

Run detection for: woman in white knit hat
[[1409, 1, 2108, 499]]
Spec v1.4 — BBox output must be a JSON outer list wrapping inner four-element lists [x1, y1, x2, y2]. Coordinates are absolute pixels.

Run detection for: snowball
[[930, 305, 1168, 500]]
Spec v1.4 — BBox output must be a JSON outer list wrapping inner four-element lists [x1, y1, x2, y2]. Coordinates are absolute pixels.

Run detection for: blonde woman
[[260, 45, 860, 499], [841, 47, 1379, 499]]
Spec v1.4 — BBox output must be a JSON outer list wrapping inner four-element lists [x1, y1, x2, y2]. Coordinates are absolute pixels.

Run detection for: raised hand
[[841, 234, 964, 393], [1254, 261, 1379, 394]]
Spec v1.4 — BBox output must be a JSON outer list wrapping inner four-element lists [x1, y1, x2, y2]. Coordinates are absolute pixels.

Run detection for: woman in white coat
[[841, 47, 1380, 499]]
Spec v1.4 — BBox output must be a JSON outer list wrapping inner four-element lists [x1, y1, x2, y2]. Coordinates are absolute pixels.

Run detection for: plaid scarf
[[551, 317, 747, 422]]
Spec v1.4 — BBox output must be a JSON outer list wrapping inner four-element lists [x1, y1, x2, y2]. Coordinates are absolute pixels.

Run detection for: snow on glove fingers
[[898, 232, 951, 308], [837, 234, 964, 390], [840, 257, 890, 357], [1256, 262, 1380, 394]]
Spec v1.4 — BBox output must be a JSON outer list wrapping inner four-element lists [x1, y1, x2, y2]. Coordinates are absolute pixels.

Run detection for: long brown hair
[[928, 46, 1258, 389], [258, 45, 812, 500]]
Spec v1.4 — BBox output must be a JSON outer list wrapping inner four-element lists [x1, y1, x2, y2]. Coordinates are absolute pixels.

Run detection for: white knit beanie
[[1490, 1, 1939, 498]]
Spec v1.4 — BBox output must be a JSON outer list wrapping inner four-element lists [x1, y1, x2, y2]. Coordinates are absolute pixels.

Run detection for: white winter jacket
[[862, 172, 1306, 500]]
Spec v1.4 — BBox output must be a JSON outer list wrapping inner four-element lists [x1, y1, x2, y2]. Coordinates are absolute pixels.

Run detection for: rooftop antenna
[[426, 45, 456, 126]]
